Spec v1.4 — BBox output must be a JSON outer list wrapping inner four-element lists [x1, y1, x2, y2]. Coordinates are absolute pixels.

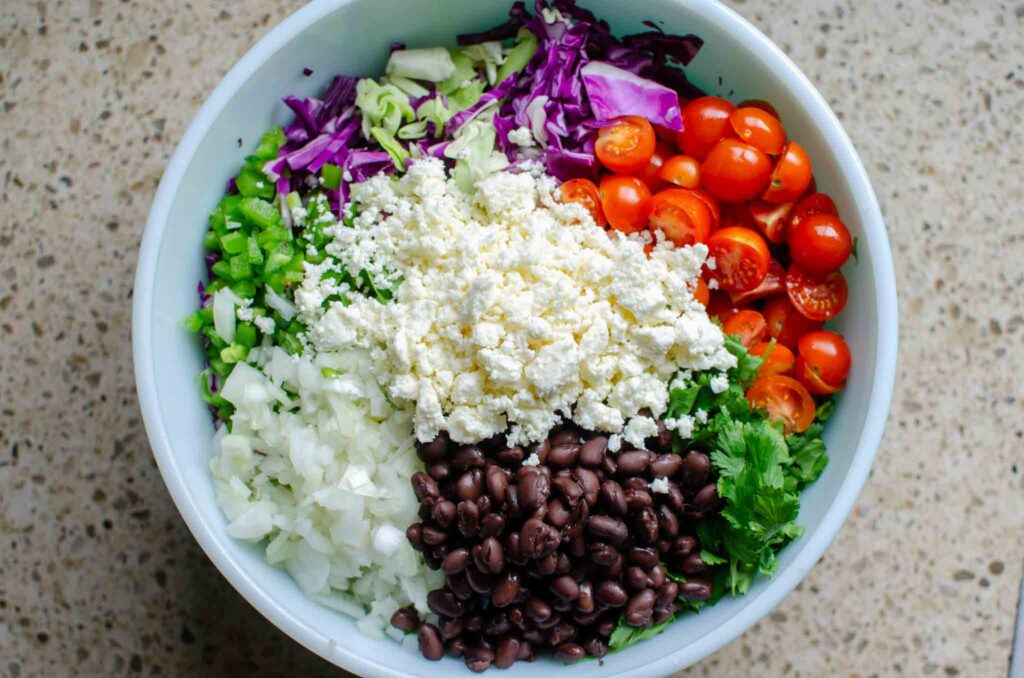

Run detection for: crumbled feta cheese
[[707, 277, 719, 290], [254, 316, 276, 335], [522, 452, 541, 467], [694, 408, 708, 424], [236, 306, 254, 322], [507, 126, 536, 147], [710, 373, 729, 394], [304, 159, 734, 445], [664, 414, 695, 440], [607, 434, 623, 453], [705, 256, 717, 271], [649, 477, 670, 494]]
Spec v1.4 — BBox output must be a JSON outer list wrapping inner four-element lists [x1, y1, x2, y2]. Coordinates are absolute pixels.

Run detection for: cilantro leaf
[[724, 334, 764, 386], [608, 614, 676, 652]]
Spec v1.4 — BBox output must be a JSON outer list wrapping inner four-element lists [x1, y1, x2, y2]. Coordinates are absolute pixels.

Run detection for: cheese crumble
[[300, 159, 735, 445]]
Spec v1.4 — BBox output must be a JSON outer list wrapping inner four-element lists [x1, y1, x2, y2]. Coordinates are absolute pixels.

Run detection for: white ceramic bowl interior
[[133, 0, 898, 675]]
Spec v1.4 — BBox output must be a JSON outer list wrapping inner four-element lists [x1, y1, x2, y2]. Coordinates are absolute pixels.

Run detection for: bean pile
[[392, 423, 721, 671]]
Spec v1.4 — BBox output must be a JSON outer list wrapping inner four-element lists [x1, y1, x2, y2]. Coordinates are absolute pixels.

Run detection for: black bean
[[679, 577, 713, 600], [551, 575, 580, 602], [390, 606, 419, 632], [518, 469, 551, 512], [431, 545, 450, 563], [563, 499, 589, 539], [546, 498, 572, 528], [653, 607, 674, 625], [464, 646, 495, 672], [481, 536, 504, 574], [441, 548, 470, 574], [406, 523, 425, 551], [554, 642, 585, 663], [574, 582, 595, 613], [520, 518, 559, 558], [664, 482, 686, 513], [555, 552, 573, 575], [634, 507, 659, 544], [466, 566, 492, 594], [597, 615, 618, 637], [579, 436, 608, 467], [417, 433, 448, 462], [655, 538, 673, 554], [456, 500, 480, 537], [627, 546, 659, 569], [655, 582, 679, 611], [507, 605, 526, 630], [589, 542, 619, 567], [440, 618, 464, 641], [625, 487, 654, 511], [526, 438, 551, 464], [495, 446, 525, 467], [518, 640, 538, 661], [586, 515, 628, 545], [623, 476, 649, 491], [418, 623, 444, 660], [494, 637, 520, 669], [464, 615, 484, 634], [568, 534, 587, 558], [484, 612, 511, 637], [476, 494, 493, 516], [427, 461, 451, 482], [599, 480, 628, 516], [411, 472, 440, 502], [456, 470, 484, 502], [504, 484, 521, 518], [548, 443, 581, 468], [422, 525, 448, 546], [548, 621, 576, 646], [681, 552, 707, 574], [672, 535, 697, 556], [479, 513, 506, 539], [601, 455, 618, 476], [452, 445, 485, 471], [617, 450, 652, 476], [581, 636, 608, 658], [445, 637, 467, 658], [536, 551, 558, 576], [447, 572, 472, 600], [427, 590, 464, 618], [679, 451, 710, 487], [624, 589, 656, 627], [647, 564, 666, 589], [652, 419, 674, 453], [485, 465, 509, 503], [602, 553, 624, 579], [657, 504, 680, 538], [552, 475, 583, 504], [650, 453, 683, 478], [595, 580, 628, 607], [691, 483, 720, 514], [431, 500, 456, 528], [491, 571, 520, 608], [504, 532, 526, 565], [551, 428, 581, 447], [574, 468, 600, 505], [525, 596, 553, 623]]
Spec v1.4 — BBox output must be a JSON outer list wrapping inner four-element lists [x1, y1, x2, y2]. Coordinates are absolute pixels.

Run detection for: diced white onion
[[212, 288, 237, 343]]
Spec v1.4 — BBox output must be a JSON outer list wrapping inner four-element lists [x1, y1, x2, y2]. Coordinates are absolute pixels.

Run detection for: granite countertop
[[2, 1, 1022, 676]]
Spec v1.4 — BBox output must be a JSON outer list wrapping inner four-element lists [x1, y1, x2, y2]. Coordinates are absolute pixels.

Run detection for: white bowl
[[133, 0, 898, 675]]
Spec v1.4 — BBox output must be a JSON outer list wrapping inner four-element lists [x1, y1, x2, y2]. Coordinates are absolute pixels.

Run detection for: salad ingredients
[[794, 330, 851, 394], [746, 374, 815, 433], [594, 115, 657, 174], [677, 96, 735, 159], [648, 188, 713, 247], [763, 140, 813, 203], [700, 138, 772, 203], [706, 227, 771, 293], [599, 174, 653, 233], [580, 61, 684, 130], [300, 160, 735, 446], [657, 154, 701, 189], [209, 346, 444, 637], [787, 212, 853, 275], [785, 265, 849, 321]]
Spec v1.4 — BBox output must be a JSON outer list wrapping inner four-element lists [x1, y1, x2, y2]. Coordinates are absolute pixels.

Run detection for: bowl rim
[[132, 0, 898, 675]]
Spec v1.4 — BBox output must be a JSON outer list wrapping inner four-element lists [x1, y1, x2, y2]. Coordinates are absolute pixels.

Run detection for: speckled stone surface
[[1, 1, 1022, 676]]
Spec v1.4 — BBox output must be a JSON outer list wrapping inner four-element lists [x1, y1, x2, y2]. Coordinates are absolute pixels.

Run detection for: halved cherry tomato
[[596, 116, 657, 174], [692, 277, 710, 306], [706, 290, 749, 324], [654, 123, 680, 146], [722, 309, 768, 347], [649, 189, 712, 246], [749, 199, 795, 243], [737, 99, 780, 119], [762, 294, 823, 349], [729, 258, 785, 305], [789, 192, 837, 233], [701, 139, 773, 203], [785, 264, 849, 321], [636, 142, 674, 192], [747, 375, 815, 433], [762, 141, 812, 204], [600, 175, 653, 233], [560, 178, 607, 227], [677, 97, 735, 159], [788, 213, 852, 275], [795, 330, 851, 394], [729, 107, 786, 155], [706, 227, 770, 293], [658, 155, 701, 189], [750, 341, 796, 377]]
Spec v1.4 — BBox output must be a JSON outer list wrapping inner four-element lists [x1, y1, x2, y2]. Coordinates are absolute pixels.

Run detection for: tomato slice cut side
[[722, 309, 768, 347], [785, 264, 849, 321], [595, 116, 657, 174], [560, 178, 607, 227], [749, 199, 795, 243], [747, 375, 815, 433], [730, 258, 785, 305], [706, 227, 770, 293], [762, 294, 823, 349], [750, 341, 796, 377], [649, 189, 712, 246]]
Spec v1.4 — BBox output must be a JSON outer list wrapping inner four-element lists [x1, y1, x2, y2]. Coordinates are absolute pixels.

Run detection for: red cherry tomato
[[706, 290, 749, 324], [729, 258, 785, 305], [747, 375, 816, 433], [658, 155, 701, 189], [719, 200, 759, 231], [688, 188, 720, 231], [635, 142, 675, 192], [789, 192, 838, 233], [693, 277, 710, 306], [706, 227, 770, 293], [762, 141, 812, 204], [559, 178, 607, 227], [795, 330, 851, 394], [762, 294, 823, 350], [788, 213, 853, 275], [677, 97, 735, 159], [599, 175, 653, 233], [649, 189, 713, 246], [595, 116, 657, 174], [737, 99, 780, 119], [750, 341, 796, 377], [653, 123, 680, 146], [729, 107, 786, 155], [722, 309, 768, 347], [701, 139, 773, 203], [749, 199, 795, 243], [785, 264, 849, 321]]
